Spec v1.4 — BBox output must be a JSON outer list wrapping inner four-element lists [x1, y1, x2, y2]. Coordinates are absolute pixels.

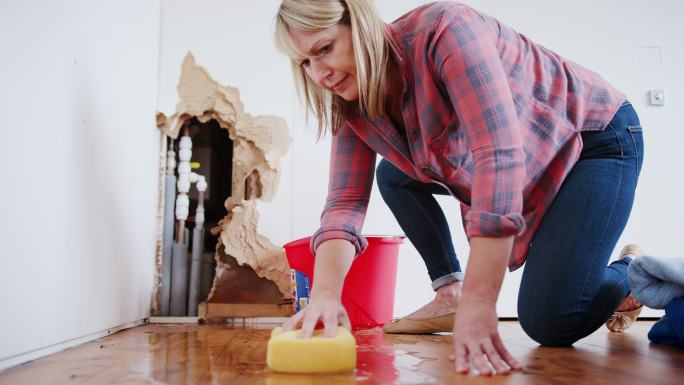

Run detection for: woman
[[275, 0, 644, 375]]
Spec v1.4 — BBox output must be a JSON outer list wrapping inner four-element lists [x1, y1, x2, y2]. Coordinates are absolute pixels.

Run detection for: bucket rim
[[283, 235, 405, 249]]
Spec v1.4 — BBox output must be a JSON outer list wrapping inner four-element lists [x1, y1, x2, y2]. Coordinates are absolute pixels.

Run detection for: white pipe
[[171, 132, 192, 315], [175, 135, 193, 222], [172, 131, 210, 316], [188, 173, 207, 226]]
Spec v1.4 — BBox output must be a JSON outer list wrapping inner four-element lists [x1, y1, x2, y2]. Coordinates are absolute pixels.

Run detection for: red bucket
[[284, 235, 404, 328]]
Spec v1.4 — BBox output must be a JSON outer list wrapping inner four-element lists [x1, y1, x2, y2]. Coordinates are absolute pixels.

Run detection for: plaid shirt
[[311, 2, 625, 270]]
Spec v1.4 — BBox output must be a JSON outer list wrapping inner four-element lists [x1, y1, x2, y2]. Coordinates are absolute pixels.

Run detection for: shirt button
[[410, 130, 418, 138]]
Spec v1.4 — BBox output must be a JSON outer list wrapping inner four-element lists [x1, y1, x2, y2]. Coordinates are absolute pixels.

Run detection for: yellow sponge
[[266, 327, 357, 373]]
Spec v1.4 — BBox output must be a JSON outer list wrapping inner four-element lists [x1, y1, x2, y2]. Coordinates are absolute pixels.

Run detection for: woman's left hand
[[450, 297, 523, 375]]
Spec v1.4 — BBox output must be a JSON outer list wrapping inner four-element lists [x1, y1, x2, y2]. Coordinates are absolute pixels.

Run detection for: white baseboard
[[147, 316, 199, 324], [0, 318, 146, 373], [224, 317, 289, 325], [147, 316, 286, 325]]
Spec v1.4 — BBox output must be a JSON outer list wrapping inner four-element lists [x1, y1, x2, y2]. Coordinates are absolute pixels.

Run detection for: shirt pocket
[[428, 118, 472, 170]]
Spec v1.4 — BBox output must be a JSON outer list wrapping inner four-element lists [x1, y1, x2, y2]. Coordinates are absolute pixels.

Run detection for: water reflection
[[142, 325, 439, 385]]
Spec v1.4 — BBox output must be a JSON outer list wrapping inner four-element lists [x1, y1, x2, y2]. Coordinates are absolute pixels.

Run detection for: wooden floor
[[1, 321, 683, 384]]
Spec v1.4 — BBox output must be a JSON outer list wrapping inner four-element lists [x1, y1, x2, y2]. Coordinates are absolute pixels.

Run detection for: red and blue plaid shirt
[[311, 1, 625, 270]]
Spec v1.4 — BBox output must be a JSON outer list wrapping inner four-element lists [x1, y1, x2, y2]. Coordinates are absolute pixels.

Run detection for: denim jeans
[[376, 101, 644, 345], [376, 159, 464, 290]]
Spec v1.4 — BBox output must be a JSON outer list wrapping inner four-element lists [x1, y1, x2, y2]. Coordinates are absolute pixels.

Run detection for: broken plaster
[[157, 52, 292, 300]]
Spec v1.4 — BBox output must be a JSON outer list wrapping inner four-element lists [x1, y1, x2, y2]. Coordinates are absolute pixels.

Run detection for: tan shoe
[[605, 244, 645, 332], [618, 244, 644, 260], [605, 306, 643, 332], [382, 312, 455, 334]]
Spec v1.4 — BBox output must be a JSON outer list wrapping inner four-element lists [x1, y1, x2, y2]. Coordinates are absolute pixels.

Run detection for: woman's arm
[[462, 236, 512, 304], [311, 121, 377, 256], [452, 235, 523, 375], [311, 239, 356, 298], [428, 6, 525, 374], [284, 120, 376, 337]]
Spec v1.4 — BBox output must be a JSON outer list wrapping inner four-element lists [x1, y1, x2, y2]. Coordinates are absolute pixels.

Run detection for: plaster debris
[[212, 199, 291, 299], [157, 52, 291, 301]]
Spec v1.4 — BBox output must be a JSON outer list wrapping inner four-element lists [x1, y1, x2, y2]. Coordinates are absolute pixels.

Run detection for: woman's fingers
[[284, 297, 349, 339], [453, 342, 468, 374], [454, 335, 520, 375], [493, 333, 523, 370], [467, 341, 493, 376], [323, 309, 339, 337], [481, 339, 510, 374], [298, 310, 320, 339], [282, 311, 303, 332], [339, 310, 352, 331]]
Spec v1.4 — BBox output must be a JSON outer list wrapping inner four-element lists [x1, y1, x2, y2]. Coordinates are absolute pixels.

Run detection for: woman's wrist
[[459, 293, 497, 307], [460, 236, 514, 307], [310, 287, 342, 301], [461, 280, 500, 306]]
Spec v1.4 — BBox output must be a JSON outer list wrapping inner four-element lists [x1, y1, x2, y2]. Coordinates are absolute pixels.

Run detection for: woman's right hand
[[283, 239, 355, 338], [282, 289, 351, 338]]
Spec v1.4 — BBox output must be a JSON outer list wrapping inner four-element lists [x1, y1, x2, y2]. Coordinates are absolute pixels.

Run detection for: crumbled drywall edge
[[215, 199, 292, 297], [151, 134, 168, 315], [157, 52, 291, 299]]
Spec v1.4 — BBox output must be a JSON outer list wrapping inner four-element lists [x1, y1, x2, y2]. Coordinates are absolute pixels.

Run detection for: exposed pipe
[[175, 133, 192, 242], [160, 137, 177, 316], [188, 174, 207, 316], [200, 251, 214, 301], [170, 228, 189, 316], [170, 129, 192, 316]]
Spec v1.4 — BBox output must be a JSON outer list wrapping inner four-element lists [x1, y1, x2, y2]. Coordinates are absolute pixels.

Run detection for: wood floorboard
[[0, 321, 682, 385]]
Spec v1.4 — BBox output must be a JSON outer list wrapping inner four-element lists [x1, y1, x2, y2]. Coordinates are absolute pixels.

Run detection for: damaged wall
[[157, 53, 292, 314]]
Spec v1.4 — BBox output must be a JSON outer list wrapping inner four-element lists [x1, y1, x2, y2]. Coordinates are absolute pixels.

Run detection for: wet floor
[[1, 322, 683, 385]]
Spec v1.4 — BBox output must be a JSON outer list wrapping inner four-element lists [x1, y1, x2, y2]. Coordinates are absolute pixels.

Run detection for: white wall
[[158, 0, 683, 318], [0, 0, 161, 368]]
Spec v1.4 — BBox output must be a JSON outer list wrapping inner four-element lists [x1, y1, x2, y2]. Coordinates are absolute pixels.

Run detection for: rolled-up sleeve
[[310, 122, 376, 255], [431, 6, 526, 238]]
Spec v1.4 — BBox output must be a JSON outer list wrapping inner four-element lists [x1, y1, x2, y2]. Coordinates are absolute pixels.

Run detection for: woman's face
[[289, 23, 359, 101]]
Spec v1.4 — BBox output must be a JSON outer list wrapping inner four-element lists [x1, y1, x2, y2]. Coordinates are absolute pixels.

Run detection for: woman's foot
[[606, 244, 644, 332], [383, 281, 462, 334], [616, 293, 642, 313], [404, 281, 462, 319]]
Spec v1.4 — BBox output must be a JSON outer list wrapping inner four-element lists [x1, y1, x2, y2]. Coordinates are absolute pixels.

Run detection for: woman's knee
[[518, 303, 579, 347]]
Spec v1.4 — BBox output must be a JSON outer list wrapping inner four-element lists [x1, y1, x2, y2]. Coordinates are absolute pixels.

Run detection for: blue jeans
[[376, 102, 644, 346]]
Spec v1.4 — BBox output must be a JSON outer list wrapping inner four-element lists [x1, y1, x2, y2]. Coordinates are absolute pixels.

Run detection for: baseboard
[[223, 317, 289, 325], [148, 315, 286, 325], [147, 316, 199, 324], [205, 303, 294, 318], [0, 318, 146, 372]]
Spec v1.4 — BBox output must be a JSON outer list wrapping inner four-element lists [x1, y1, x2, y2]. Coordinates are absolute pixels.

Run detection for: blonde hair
[[275, 0, 390, 137]]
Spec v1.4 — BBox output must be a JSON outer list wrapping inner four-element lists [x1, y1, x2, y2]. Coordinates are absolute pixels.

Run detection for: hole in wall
[[155, 53, 293, 318], [177, 117, 233, 302]]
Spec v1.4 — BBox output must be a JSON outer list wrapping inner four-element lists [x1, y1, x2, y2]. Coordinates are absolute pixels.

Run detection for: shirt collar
[[385, 23, 409, 81]]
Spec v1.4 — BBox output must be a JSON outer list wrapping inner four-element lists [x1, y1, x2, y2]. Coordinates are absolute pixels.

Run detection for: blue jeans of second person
[[376, 102, 644, 346]]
